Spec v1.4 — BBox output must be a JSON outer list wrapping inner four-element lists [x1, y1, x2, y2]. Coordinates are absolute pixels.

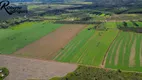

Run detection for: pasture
[[105, 22, 142, 72], [0, 20, 142, 72], [13, 24, 85, 59], [0, 22, 63, 54], [54, 22, 119, 66]]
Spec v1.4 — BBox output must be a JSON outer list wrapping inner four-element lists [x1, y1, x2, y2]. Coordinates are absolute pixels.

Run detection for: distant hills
[[9, 0, 85, 3], [8, 0, 142, 6], [92, 0, 141, 6]]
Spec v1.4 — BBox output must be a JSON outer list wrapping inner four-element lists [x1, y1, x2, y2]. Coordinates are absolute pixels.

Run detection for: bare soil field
[[0, 55, 77, 80], [12, 24, 86, 60]]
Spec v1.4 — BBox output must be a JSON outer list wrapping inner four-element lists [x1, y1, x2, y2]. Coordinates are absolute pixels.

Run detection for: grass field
[[54, 22, 119, 66], [0, 22, 63, 54], [105, 31, 142, 72], [53, 25, 95, 62], [0, 20, 141, 72], [105, 22, 142, 72], [12, 24, 85, 60]]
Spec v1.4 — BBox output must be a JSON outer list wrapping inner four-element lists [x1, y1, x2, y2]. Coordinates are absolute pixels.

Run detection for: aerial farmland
[[0, 0, 142, 80], [1, 21, 142, 71]]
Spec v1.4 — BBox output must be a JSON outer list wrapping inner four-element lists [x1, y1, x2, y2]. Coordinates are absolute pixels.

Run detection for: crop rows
[[105, 22, 142, 72], [54, 23, 119, 66]]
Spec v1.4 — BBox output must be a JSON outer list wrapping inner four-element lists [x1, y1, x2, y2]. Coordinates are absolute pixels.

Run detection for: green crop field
[[54, 22, 119, 66], [105, 31, 142, 72], [53, 25, 95, 62], [0, 20, 141, 72], [0, 22, 63, 54], [105, 22, 142, 72]]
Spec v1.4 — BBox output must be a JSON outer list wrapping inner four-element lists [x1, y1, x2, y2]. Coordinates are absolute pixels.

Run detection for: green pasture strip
[[124, 32, 135, 67], [0, 22, 34, 40], [105, 32, 127, 67], [110, 32, 124, 66], [117, 32, 127, 66], [105, 32, 122, 68], [0, 22, 63, 54], [53, 32, 82, 60], [55, 22, 119, 66], [78, 31, 101, 65], [57, 39, 83, 61], [108, 31, 121, 67], [59, 26, 96, 62], [70, 36, 92, 63], [105, 31, 142, 72], [104, 21, 142, 72], [79, 29, 119, 66], [112, 32, 134, 67], [54, 25, 95, 61], [54, 40, 79, 61], [126, 32, 135, 66], [109, 32, 123, 67], [121, 32, 130, 66], [62, 35, 93, 62], [135, 34, 141, 67]]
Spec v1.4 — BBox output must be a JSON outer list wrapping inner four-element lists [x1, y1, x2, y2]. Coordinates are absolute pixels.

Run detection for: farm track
[[12, 24, 86, 60], [0, 55, 77, 80], [1, 21, 141, 72], [101, 31, 120, 68], [54, 22, 119, 66], [109, 37, 122, 65], [105, 30, 142, 72]]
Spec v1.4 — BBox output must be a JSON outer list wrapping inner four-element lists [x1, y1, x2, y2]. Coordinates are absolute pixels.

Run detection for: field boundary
[[12, 24, 86, 60], [4, 53, 142, 73], [101, 30, 121, 68], [5, 54, 78, 65]]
